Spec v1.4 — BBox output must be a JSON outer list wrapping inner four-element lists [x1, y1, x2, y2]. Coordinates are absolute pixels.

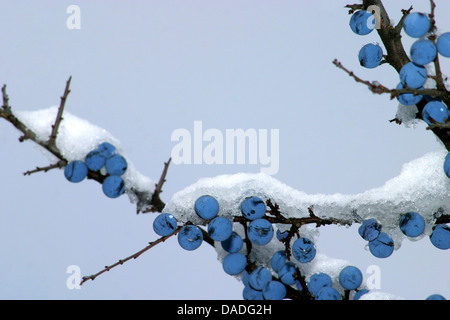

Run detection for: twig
[[344, 4, 363, 14], [80, 226, 182, 286], [48, 76, 72, 146], [2, 85, 11, 113], [426, 122, 450, 130], [23, 160, 67, 176]]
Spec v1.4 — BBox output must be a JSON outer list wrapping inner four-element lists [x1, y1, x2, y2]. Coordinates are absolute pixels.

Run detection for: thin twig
[[1, 85, 11, 113], [48, 76, 72, 146], [23, 160, 67, 176], [80, 226, 182, 286]]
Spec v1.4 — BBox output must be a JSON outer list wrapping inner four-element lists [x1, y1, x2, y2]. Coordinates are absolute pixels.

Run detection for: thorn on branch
[[48, 76, 72, 146], [23, 160, 67, 176]]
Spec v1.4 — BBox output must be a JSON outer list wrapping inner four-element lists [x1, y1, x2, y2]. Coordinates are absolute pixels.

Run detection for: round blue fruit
[[221, 231, 243, 253], [429, 224, 450, 250], [358, 218, 382, 241], [247, 218, 273, 245], [426, 294, 446, 300], [292, 237, 316, 263], [194, 195, 219, 220], [369, 232, 394, 258], [410, 39, 437, 65], [84, 149, 107, 171], [400, 62, 427, 89], [153, 213, 178, 237], [262, 281, 286, 300], [396, 83, 423, 106], [339, 266, 363, 290], [354, 289, 370, 300], [315, 287, 342, 300], [270, 250, 287, 273], [359, 43, 383, 68], [307, 273, 332, 296], [249, 266, 272, 291], [105, 154, 128, 176], [177, 225, 203, 251], [444, 153, 450, 178], [278, 261, 296, 285], [242, 286, 264, 300], [240, 196, 266, 220], [97, 142, 116, 157], [222, 252, 247, 275], [64, 160, 88, 183], [437, 32, 450, 57], [403, 12, 430, 38], [399, 212, 425, 237], [102, 175, 125, 198], [276, 229, 289, 241], [349, 10, 375, 35], [422, 101, 449, 125], [207, 216, 232, 241]]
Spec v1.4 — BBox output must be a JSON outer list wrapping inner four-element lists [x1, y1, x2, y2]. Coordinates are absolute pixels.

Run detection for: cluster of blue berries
[[64, 142, 127, 199], [358, 212, 449, 259], [350, 10, 450, 125]]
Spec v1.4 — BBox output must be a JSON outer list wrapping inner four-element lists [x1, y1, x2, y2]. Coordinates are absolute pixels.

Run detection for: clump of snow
[[15, 106, 155, 202]]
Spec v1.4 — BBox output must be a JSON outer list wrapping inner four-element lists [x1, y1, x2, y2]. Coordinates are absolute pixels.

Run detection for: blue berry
[[399, 212, 425, 237], [339, 266, 363, 290], [194, 195, 219, 220], [248, 266, 272, 291], [444, 153, 450, 179], [426, 294, 446, 300], [240, 196, 266, 220], [359, 43, 383, 68], [262, 281, 286, 300], [247, 218, 273, 245], [270, 250, 287, 273], [276, 229, 289, 241], [307, 273, 332, 296], [207, 216, 232, 241], [396, 83, 423, 106], [64, 160, 88, 183], [221, 231, 243, 253], [84, 150, 107, 171], [177, 225, 203, 251], [369, 232, 394, 258], [292, 237, 316, 263], [102, 175, 125, 198], [242, 286, 264, 300], [315, 287, 342, 300], [105, 154, 128, 176], [429, 224, 450, 250], [437, 32, 450, 57], [153, 213, 177, 237], [410, 39, 437, 65], [403, 12, 430, 38], [400, 62, 427, 89], [358, 218, 382, 241], [422, 101, 449, 125], [349, 10, 375, 35], [278, 261, 297, 285], [222, 252, 247, 275], [354, 289, 370, 300]]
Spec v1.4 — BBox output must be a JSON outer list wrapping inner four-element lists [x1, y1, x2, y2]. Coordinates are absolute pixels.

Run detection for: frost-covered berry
[[437, 32, 450, 57], [247, 218, 273, 245], [359, 43, 383, 68], [262, 281, 286, 300], [400, 62, 427, 89], [398, 212, 425, 237], [358, 218, 382, 241], [307, 273, 332, 296], [194, 195, 219, 220], [249, 266, 272, 291], [339, 266, 363, 290], [177, 225, 203, 251], [429, 224, 450, 250], [64, 160, 88, 183], [102, 175, 125, 198], [105, 154, 128, 176], [222, 252, 247, 275], [422, 101, 449, 125], [410, 39, 437, 65], [153, 213, 177, 237], [403, 12, 430, 38], [240, 196, 266, 220], [349, 10, 375, 35], [315, 287, 342, 300], [221, 231, 243, 253], [207, 216, 232, 241], [292, 237, 316, 263], [369, 232, 394, 258]]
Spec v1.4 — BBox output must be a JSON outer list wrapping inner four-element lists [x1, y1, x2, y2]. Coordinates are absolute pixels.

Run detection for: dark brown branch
[[23, 160, 67, 176], [344, 4, 363, 14], [48, 76, 72, 146], [80, 226, 182, 286]]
